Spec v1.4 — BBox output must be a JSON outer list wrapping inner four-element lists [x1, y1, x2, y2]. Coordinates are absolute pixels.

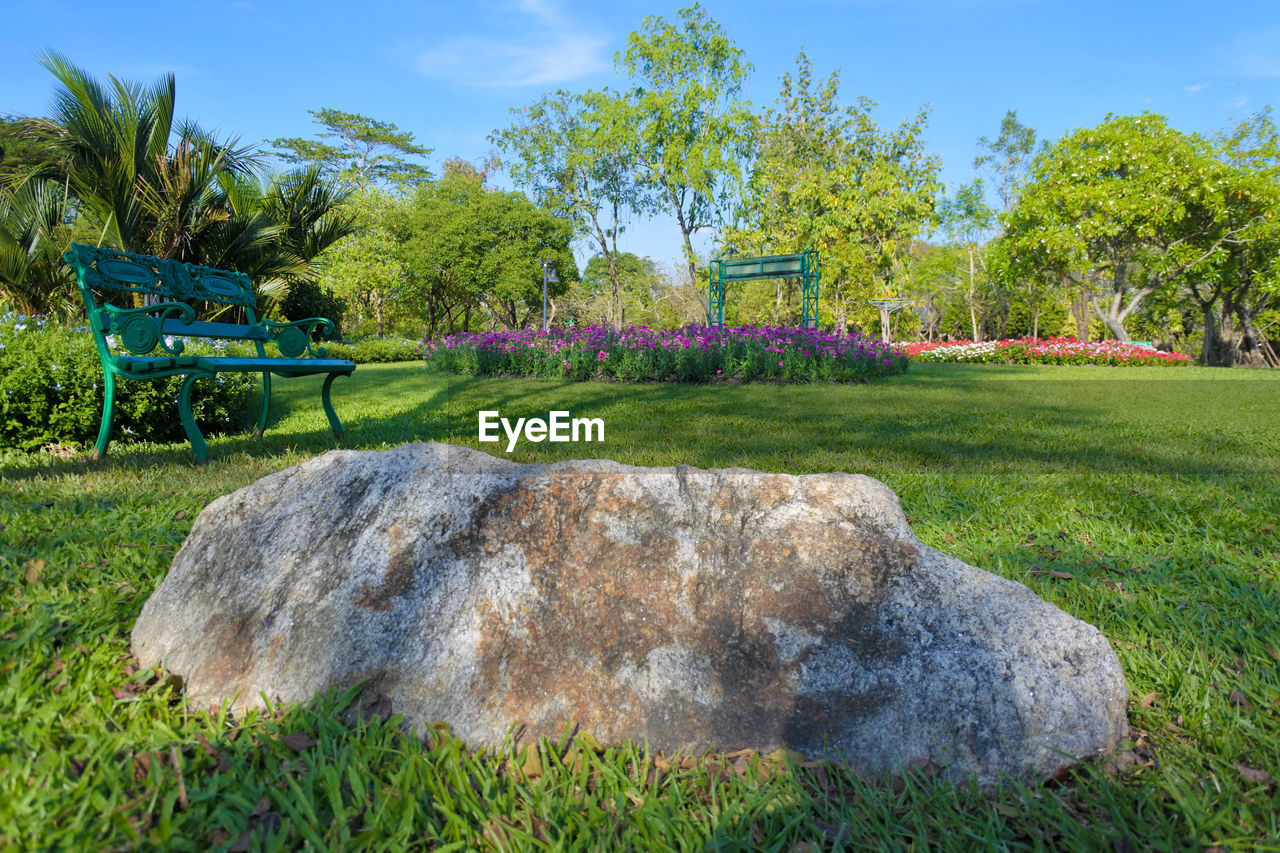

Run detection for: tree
[[205, 165, 354, 306], [937, 180, 996, 340], [0, 175, 76, 316], [974, 110, 1038, 213], [492, 90, 640, 329], [1184, 110, 1280, 366], [33, 51, 264, 262], [566, 252, 666, 326], [270, 108, 434, 191], [1004, 113, 1246, 341], [725, 52, 941, 330], [393, 163, 576, 334], [619, 5, 755, 293], [1, 56, 355, 319], [317, 188, 405, 336], [6, 53, 352, 313]]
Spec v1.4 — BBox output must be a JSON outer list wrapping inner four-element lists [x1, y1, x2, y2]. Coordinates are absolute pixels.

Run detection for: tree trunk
[[1200, 304, 1236, 367], [967, 246, 981, 341], [1071, 284, 1090, 341], [669, 183, 701, 322], [1229, 274, 1275, 368]]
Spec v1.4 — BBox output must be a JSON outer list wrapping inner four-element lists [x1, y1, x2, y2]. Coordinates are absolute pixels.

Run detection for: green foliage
[[0, 365, 1278, 849], [619, 5, 756, 285], [725, 52, 941, 330], [0, 176, 78, 318], [1186, 110, 1280, 367], [567, 252, 670, 327], [393, 165, 577, 334], [269, 108, 434, 192], [322, 337, 419, 364], [206, 165, 355, 307], [35, 50, 262, 260], [317, 188, 406, 337], [491, 90, 641, 329], [973, 109, 1039, 212], [280, 280, 344, 340], [936, 180, 1001, 340], [1, 55, 354, 315], [1002, 113, 1237, 341], [0, 316, 256, 451]]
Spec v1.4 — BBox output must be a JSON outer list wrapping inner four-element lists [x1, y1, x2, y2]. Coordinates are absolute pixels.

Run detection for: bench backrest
[[64, 242, 282, 358], [65, 243, 259, 313]]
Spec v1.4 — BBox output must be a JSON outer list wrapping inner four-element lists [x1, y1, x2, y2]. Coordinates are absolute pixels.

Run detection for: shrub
[[421, 324, 909, 383], [323, 337, 420, 364], [0, 315, 258, 452], [280, 280, 345, 341]]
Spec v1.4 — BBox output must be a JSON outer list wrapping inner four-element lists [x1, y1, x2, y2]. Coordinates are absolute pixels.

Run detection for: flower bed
[[900, 337, 1192, 366], [421, 324, 908, 383]]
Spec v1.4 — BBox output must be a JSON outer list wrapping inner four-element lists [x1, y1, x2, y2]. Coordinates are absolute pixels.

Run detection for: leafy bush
[[422, 324, 908, 383], [280, 279, 345, 341], [0, 315, 257, 451], [324, 337, 420, 364]]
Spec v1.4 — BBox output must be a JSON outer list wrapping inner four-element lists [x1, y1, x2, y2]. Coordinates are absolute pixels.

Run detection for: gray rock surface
[[132, 442, 1128, 784]]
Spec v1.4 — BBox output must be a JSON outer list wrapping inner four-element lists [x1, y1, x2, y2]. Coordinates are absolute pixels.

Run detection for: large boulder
[[133, 443, 1128, 784]]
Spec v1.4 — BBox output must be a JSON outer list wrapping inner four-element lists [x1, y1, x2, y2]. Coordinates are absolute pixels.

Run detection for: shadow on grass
[[3, 369, 1276, 491]]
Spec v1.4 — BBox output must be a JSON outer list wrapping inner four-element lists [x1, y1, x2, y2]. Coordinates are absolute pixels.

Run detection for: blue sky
[[3, 0, 1277, 272]]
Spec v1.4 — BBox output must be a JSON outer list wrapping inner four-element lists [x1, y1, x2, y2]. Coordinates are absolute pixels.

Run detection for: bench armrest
[[98, 302, 197, 355], [263, 317, 336, 358]]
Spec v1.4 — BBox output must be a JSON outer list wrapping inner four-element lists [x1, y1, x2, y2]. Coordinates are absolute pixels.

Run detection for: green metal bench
[[64, 242, 355, 463]]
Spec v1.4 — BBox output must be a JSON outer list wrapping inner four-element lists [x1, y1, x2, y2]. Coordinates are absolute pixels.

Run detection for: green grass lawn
[[2, 362, 1278, 850]]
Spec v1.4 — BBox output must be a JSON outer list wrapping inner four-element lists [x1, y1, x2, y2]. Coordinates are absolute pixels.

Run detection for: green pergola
[[708, 251, 820, 329]]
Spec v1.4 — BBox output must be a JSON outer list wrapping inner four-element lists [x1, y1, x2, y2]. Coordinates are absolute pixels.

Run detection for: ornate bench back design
[[66, 244, 258, 311]]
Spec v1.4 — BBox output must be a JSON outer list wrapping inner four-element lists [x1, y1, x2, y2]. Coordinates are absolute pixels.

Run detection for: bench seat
[[114, 356, 357, 376]]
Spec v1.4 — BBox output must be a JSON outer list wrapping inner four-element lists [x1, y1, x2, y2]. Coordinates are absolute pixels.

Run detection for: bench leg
[[178, 373, 210, 464], [252, 371, 272, 439], [321, 373, 345, 441], [92, 371, 117, 460]]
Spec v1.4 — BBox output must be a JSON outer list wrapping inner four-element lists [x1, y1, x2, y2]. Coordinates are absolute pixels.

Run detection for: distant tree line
[[918, 110, 1279, 368], [2, 7, 1276, 366]]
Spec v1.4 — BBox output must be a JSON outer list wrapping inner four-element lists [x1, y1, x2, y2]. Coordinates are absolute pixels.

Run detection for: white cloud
[[1183, 82, 1207, 93], [415, 0, 610, 88], [1222, 94, 1249, 109]]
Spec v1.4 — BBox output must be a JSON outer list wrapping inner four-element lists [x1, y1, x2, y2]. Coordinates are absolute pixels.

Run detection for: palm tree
[[0, 177, 76, 316], [36, 50, 261, 259], [1, 52, 352, 316], [200, 165, 354, 307]]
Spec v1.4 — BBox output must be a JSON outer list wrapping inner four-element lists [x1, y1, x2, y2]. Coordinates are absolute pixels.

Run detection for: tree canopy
[[619, 4, 756, 292], [724, 51, 941, 330], [271, 108, 434, 192]]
